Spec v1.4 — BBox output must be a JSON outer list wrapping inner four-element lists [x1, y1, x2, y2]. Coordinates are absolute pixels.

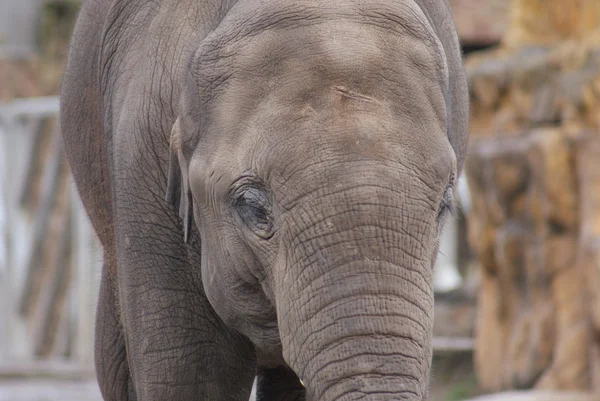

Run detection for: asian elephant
[[60, 0, 468, 400]]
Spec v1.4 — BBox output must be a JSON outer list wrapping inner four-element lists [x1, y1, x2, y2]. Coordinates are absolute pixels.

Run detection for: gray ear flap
[[165, 117, 192, 243]]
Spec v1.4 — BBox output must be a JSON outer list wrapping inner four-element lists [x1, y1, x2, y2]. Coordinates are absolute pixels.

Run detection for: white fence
[[0, 96, 100, 376]]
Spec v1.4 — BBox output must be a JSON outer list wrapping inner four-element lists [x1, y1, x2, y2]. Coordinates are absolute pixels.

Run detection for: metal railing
[[0, 96, 100, 377]]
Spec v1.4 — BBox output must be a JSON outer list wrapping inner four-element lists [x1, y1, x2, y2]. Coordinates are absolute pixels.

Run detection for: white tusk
[[299, 379, 305, 387]]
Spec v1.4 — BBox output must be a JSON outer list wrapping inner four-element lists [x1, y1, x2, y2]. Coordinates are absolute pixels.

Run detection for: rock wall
[[465, 13, 600, 392]]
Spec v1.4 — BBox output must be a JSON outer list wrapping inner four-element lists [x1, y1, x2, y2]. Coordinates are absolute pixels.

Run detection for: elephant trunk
[[276, 187, 435, 401]]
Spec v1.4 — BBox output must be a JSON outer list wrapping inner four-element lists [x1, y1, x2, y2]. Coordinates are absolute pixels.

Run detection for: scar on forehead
[[333, 86, 378, 104]]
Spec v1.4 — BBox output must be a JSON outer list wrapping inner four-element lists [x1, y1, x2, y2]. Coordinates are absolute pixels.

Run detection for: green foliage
[[39, 0, 80, 46], [431, 354, 480, 401], [444, 376, 479, 401], [36, 0, 82, 92], [45, 0, 81, 16]]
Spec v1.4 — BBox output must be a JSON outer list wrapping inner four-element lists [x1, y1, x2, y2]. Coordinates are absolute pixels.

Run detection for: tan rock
[[525, 129, 578, 232], [467, 130, 594, 391], [503, 0, 600, 49], [448, 0, 509, 45]]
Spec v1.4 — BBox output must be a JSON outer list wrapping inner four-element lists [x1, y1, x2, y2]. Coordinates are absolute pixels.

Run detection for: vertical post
[[432, 174, 469, 293], [0, 116, 10, 360], [434, 213, 460, 292], [71, 180, 97, 366], [0, 113, 19, 361]]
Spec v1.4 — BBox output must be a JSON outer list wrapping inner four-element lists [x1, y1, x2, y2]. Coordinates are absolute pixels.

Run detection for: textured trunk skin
[[275, 187, 435, 401], [282, 262, 433, 401]]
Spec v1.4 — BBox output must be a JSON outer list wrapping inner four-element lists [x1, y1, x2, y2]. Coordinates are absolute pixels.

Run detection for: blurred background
[[1, 0, 599, 400]]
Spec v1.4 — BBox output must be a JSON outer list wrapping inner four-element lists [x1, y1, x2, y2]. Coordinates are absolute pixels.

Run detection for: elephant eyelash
[[440, 172, 458, 216], [437, 187, 456, 221], [226, 173, 267, 202], [233, 186, 271, 210], [443, 200, 457, 217]]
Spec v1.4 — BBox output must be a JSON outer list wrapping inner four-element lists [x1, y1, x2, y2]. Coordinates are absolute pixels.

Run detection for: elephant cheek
[[200, 248, 230, 319], [200, 238, 281, 351]]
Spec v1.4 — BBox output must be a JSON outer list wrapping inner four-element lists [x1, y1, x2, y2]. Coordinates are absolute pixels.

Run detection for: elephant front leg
[[113, 194, 256, 399], [96, 261, 136, 401], [256, 366, 306, 401], [115, 238, 257, 400]]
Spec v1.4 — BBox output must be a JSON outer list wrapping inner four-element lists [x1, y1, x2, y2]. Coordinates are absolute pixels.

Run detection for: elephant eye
[[233, 186, 274, 239]]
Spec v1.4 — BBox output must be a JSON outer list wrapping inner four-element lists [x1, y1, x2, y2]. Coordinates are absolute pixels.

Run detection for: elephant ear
[[165, 117, 192, 243]]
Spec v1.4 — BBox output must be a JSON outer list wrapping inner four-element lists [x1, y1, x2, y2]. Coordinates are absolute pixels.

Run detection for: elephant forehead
[[191, 2, 449, 137], [203, 24, 451, 162], [193, 0, 447, 86], [204, 78, 451, 174], [217, 20, 447, 112]]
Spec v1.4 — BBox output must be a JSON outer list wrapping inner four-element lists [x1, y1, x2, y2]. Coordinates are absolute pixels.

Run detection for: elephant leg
[[116, 236, 256, 400], [113, 166, 256, 400], [95, 258, 136, 401], [256, 366, 306, 401]]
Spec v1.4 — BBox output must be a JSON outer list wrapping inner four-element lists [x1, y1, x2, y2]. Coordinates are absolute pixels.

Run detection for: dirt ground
[[0, 379, 254, 401], [430, 353, 480, 401], [0, 354, 478, 401], [0, 379, 102, 401]]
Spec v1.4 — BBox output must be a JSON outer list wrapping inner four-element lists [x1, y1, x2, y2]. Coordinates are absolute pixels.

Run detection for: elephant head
[[166, 1, 468, 399]]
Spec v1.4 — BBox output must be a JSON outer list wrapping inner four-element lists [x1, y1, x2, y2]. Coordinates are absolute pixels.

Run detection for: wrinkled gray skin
[[61, 0, 468, 400]]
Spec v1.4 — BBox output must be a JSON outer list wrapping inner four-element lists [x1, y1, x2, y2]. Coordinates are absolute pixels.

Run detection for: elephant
[[60, 0, 468, 400]]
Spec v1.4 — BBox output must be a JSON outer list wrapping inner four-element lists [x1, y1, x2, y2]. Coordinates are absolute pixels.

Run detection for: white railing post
[[433, 174, 470, 293], [0, 116, 11, 360], [71, 183, 98, 365]]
